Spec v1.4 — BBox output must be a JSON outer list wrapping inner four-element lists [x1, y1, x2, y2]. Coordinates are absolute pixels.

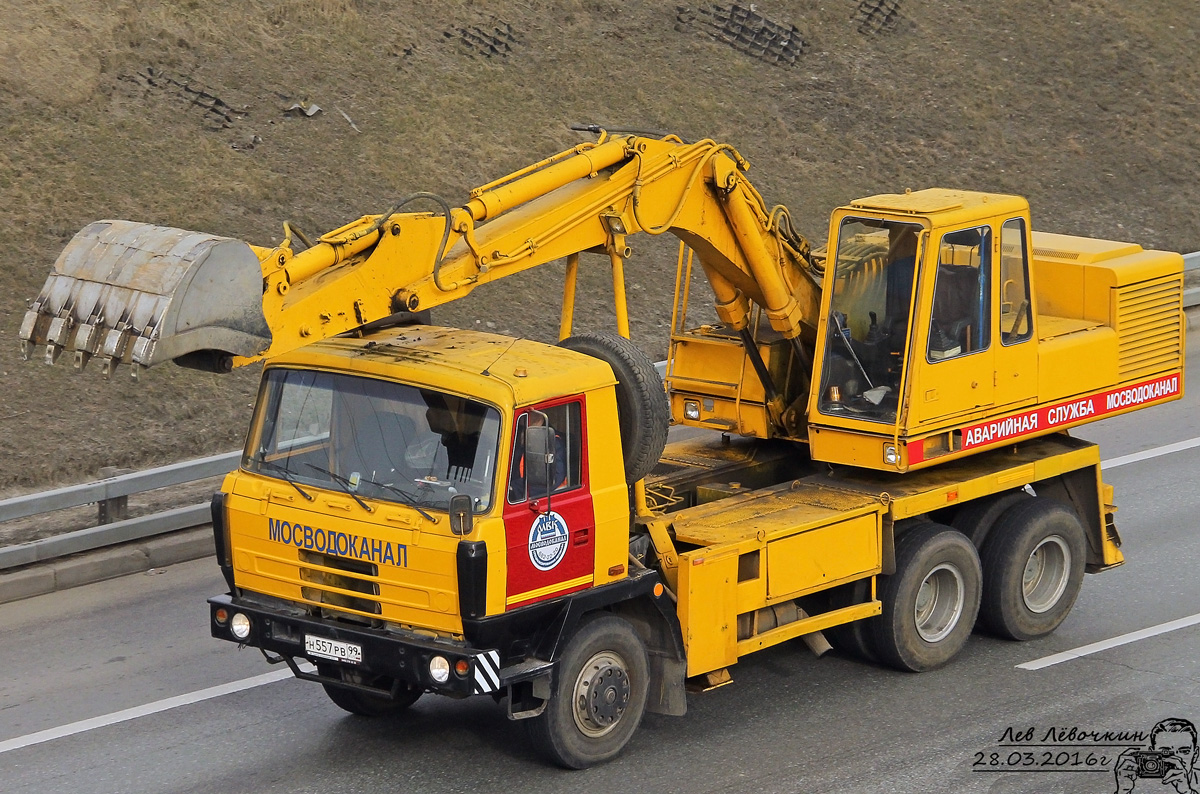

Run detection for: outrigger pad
[[19, 220, 271, 377]]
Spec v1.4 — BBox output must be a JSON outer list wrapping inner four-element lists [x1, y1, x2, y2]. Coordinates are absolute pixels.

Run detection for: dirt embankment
[[1, 0, 1197, 496]]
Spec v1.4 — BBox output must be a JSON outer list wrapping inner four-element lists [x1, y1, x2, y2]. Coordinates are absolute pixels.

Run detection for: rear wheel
[[872, 524, 981, 672], [318, 663, 423, 716], [978, 498, 1086, 640], [823, 579, 879, 663], [528, 614, 649, 768]]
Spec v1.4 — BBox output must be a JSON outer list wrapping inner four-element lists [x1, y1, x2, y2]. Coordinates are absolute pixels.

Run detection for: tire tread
[[558, 332, 668, 483]]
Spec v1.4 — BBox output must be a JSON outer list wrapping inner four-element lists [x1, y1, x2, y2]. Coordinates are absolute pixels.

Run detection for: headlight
[[883, 444, 899, 466], [230, 612, 251, 640], [684, 400, 700, 420], [429, 655, 450, 683]]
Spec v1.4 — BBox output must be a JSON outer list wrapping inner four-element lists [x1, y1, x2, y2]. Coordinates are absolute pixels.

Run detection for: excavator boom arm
[[20, 134, 821, 379]]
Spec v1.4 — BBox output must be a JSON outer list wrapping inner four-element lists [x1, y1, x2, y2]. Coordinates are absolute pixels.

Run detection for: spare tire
[[558, 331, 669, 484]]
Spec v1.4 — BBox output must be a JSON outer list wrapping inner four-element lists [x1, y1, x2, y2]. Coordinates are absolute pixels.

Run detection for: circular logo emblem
[[528, 511, 569, 572]]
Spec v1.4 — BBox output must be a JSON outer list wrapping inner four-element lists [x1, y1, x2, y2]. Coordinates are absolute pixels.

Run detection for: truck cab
[[210, 326, 643, 699]]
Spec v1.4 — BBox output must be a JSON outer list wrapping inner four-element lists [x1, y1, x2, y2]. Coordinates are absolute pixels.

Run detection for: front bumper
[[208, 594, 503, 697]]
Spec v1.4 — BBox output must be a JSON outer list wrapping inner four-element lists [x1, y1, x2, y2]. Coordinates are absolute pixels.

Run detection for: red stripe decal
[[907, 438, 925, 464]]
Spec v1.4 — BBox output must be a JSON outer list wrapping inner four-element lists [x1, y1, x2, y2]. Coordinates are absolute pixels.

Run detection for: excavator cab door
[[909, 225, 996, 425]]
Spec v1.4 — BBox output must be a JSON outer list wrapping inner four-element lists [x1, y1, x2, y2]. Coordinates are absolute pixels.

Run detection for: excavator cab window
[[818, 217, 924, 423], [926, 226, 991, 362], [1000, 218, 1034, 345], [247, 368, 501, 512]]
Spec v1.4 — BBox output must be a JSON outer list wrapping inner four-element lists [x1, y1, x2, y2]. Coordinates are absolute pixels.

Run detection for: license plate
[[305, 634, 362, 664]]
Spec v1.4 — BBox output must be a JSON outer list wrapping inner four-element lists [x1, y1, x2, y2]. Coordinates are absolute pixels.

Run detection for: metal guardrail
[[1185, 252, 1200, 306], [2, 254, 1198, 572], [0, 451, 239, 571]]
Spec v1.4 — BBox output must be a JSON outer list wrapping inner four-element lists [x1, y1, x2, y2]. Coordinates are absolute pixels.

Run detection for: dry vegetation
[[0, 0, 1197, 492]]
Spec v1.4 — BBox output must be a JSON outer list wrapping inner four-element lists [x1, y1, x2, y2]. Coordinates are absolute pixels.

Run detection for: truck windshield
[[245, 368, 501, 513], [818, 217, 924, 424]]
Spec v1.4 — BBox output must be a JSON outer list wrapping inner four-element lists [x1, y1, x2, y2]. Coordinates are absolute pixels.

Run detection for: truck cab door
[[502, 399, 596, 609], [912, 225, 996, 425]]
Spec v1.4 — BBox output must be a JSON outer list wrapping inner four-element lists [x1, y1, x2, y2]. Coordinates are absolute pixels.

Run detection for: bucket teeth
[[131, 335, 156, 367], [102, 327, 132, 361], [76, 322, 104, 355], [18, 308, 51, 361], [46, 315, 74, 348]]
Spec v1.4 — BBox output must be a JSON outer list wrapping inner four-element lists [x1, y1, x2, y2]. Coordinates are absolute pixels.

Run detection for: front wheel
[[872, 524, 982, 672], [528, 614, 649, 768]]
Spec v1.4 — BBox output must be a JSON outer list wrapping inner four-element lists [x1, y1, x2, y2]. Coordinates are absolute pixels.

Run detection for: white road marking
[[1018, 613, 1200, 670], [1101, 435, 1200, 470], [0, 662, 313, 756]]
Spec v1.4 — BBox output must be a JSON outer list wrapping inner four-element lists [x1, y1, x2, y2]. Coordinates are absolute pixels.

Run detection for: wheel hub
[[914, 563, 965, 643], [1022, 535, 1070, 613], [572, 651, 630, 738]]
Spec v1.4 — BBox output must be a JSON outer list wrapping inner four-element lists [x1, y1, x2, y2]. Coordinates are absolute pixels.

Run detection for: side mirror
[[525, 423, 556, 503], [448, 493, 474, 536]]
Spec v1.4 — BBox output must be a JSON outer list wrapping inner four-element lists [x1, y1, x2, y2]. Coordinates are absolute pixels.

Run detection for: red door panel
[[503, 399, 595, 608]]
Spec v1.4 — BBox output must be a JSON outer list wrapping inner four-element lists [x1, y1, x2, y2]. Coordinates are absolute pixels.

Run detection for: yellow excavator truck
[[20, 131, 1185, 767]]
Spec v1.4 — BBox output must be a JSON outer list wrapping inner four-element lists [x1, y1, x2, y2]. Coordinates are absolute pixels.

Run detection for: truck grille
[[298, 550, 381, 624], [1114, 274, 1183, 380]]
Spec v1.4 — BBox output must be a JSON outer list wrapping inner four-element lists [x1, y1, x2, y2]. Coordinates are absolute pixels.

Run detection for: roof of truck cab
[[848, 188, 1028, 225], [266, 324, 618, 408]]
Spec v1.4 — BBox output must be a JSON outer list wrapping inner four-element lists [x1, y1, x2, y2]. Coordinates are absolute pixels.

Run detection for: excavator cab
[[807, 188, 1183, 473], [808, 190, 1038, 471]]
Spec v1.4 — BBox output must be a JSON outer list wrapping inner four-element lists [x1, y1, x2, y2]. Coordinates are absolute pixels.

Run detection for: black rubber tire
[[978, 498, 1086, 641], [823, 579, 879, 663], [558, 331, 668, 484], [871, 524, 981, 672], [318, 663, 423, 716], [528, 613, 650, 769], [951, 490, 1032, 550]]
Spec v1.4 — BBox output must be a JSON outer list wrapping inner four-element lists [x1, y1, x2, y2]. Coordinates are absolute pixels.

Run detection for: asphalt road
[[3, 342, 1200, 794]]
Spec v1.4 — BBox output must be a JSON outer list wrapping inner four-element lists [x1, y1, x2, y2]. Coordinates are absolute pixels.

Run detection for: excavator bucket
[[19, 220, 271, 377]]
